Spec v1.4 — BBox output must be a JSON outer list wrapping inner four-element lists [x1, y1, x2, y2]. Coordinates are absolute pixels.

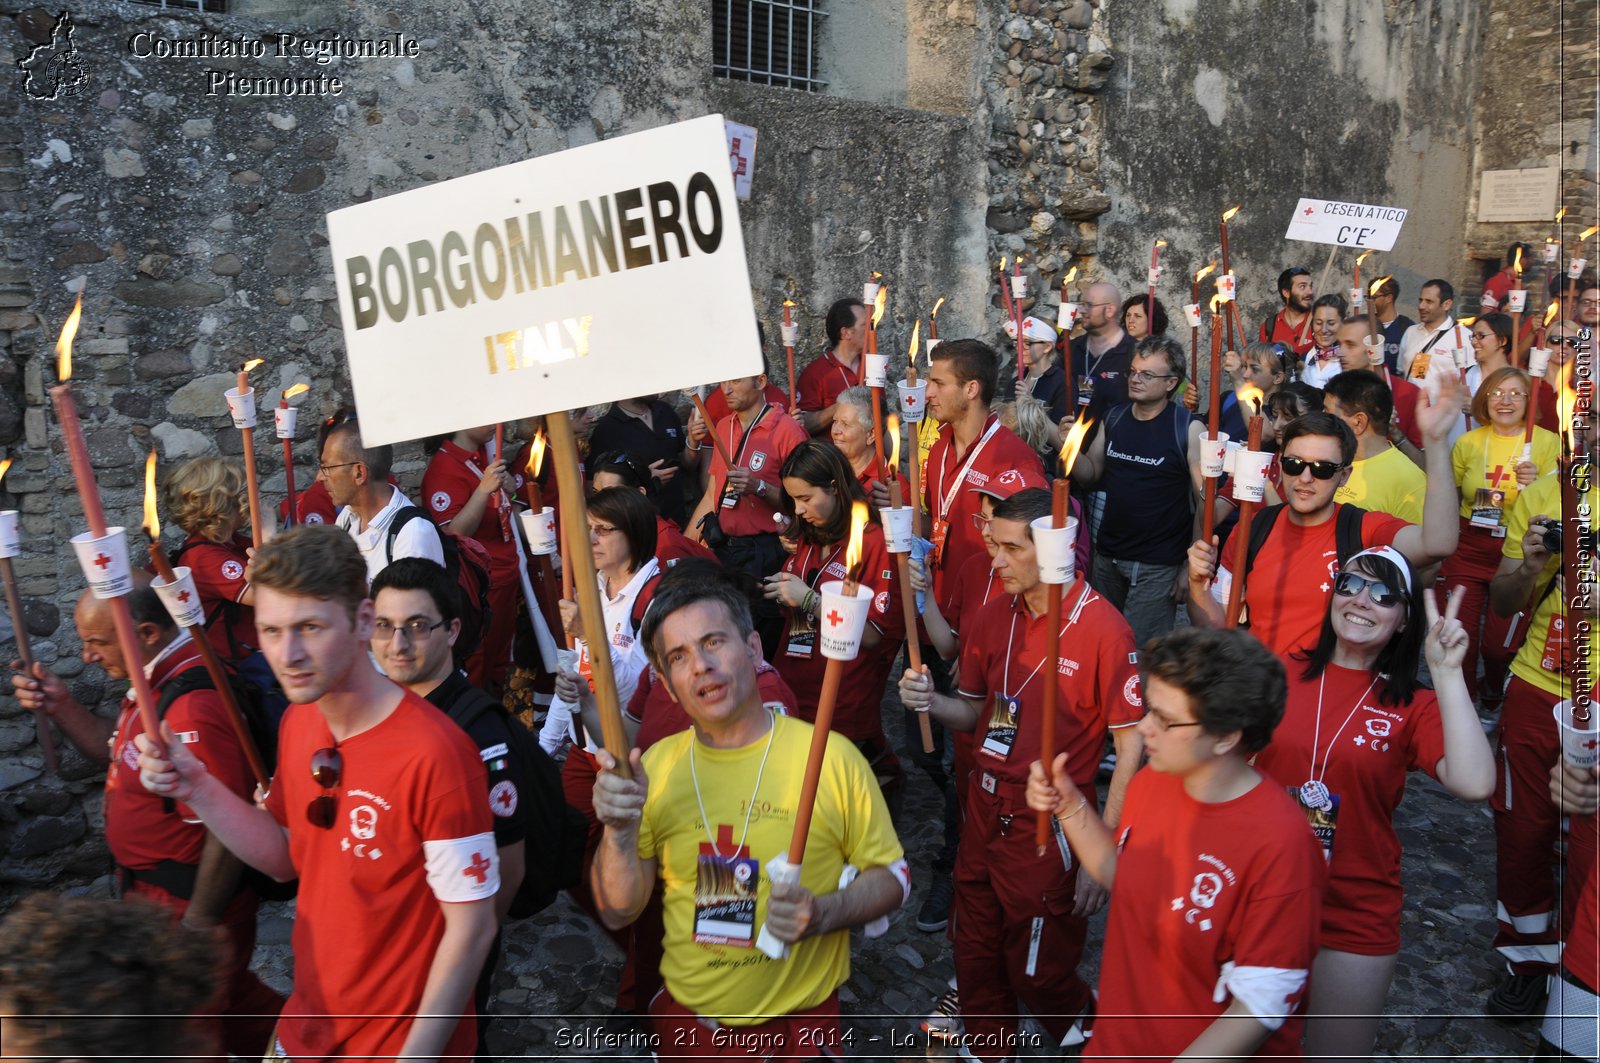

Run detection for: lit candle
[[903, 321, 926, 540], [867, 287, 890, 486], [0, 459, 55, 773], [1189, 262, 1217, 387], [1352, 249, 1374, 311], [885, 415, 932, 755], [276, 383, 309, 529], [781, 298, 799, 407], [228, 358, 266, 549], [1220, 205, 1241, 350], [1224, 388, 1266, 628]]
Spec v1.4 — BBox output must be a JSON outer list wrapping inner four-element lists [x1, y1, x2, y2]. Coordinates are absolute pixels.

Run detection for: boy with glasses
[[137, 525, 499, 1062], [1187, 394, 1462, 656]]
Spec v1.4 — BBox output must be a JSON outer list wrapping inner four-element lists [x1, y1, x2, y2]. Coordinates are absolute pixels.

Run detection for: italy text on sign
[[1283, 197, 1407, 252], [327, 114, 761, 446]]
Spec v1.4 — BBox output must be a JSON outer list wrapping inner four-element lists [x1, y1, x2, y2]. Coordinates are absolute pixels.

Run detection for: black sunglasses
[[1280, 455, 1346, 480], [1331, 571, 1404, 608], [307, 745, 342, 830]]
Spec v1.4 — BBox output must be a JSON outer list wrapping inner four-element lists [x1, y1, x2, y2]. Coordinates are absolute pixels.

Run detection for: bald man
[[10, 576, 281, 1053], [1067, 281, 1137, 422]]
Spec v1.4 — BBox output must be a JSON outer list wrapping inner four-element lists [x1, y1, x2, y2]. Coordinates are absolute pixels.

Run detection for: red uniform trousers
[[954, 772, 1092, 1061], [1492, 676, 1565, 975], [124, 879, 284, 1059], [1437, 517, 1525, 706], [648, 987, 842, 1059]]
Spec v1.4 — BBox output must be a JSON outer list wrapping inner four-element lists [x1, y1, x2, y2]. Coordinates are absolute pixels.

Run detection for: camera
[[1538, 519, 1561, 555]]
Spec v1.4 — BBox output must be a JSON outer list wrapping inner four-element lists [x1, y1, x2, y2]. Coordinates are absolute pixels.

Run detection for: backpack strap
[[384, 506, 426, 569], [434, 674, 503, 734], [1243, 503, 1288, 578], [1334, 503, 1369, 567], [155, 666, 216, 720]]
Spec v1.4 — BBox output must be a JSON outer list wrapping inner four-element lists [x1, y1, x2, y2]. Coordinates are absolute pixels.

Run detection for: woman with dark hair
[[591, 449, 716, 568], [1254, 547, 1494, 1062], [1300, 293, 1350, 388], [1468, 312, 1514, 400], [761, 439, 904, 795], [1120, 293, 1169, 341]]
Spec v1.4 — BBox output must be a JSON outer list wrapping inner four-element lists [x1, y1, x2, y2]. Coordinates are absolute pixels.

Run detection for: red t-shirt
[[702, 383, 790, 424], [1253, 664, 1446, 954], [628, 660, 799, 753], [264, 691, 497, 1062], [943, 549, 1001, 638], [923, 417, 1047, 617], [105, 640, 254, 871], [796, 351, 861, 415], [656, 515, 716, 569], [177, 535, 257, 659], [1214, 504, 1411, 657], [774, 525, 902, 741], [705, 406, 808, 537], [1387, 374, 1424, 449], [1259, 310, 1316, 357], [956, 584, 1141, 787], [1089, 769, 1324, 1060], [421, 441, 518, 576]]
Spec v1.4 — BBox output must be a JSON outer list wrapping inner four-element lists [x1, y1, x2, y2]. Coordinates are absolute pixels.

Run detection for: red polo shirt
[[1260, 310, 1316, 357], [421, 441, 517, 576], [705, 405, 807, 537], [796, 350, 862, 417]]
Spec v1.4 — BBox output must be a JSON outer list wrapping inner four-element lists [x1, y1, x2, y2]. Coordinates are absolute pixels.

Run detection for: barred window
[[713, 0, 826, 92], [125, 0, 228, 10]]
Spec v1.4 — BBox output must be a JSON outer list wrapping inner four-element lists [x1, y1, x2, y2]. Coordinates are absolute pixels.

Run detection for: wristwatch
[[755, 479, 768, 499]]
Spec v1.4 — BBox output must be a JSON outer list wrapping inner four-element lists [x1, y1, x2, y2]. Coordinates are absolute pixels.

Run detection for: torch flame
[[1546, 301, 1562, 327], [869, 271, 884, 283], [1195, 261, 1217, 283], [1513, 247, 1524, 273], [1369, 275, 1391, 298], [1059, 416, 1094, 479], [527, 428, 547, 478], [1237, 383, 1265, 415], [782, 298, 796, 308], [1356, 249, 1375, 266], [1556, 208, 1568, 224], [1222, 205, 1241, 223], [844, 501, 869, 577], [1155, 239, 1168, 249], [908, 320, 921, 367], [55, 292, 83, 382], [999, 257, 1008, 273], [0, 458, 12, 490], [143, 448, 160, 539], [931, 295, 947, 318], [241, 358, 264, 374], [1061, 267, 1078, 287], [1457, 316, 1477, 328], [283, 383, 310, 401], [1209, 294, 1224, 314], [871, 286, 888, 328], [886, 413, 901, 470], [1560, 360, 1581, 452], [1583, 226, 1600, 243]]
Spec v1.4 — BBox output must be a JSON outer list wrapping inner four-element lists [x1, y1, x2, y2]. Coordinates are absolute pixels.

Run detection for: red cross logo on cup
[[176, 590, 191, 603], [1584, 738, 1600, 751], [904, 395, 916, 407], [464, 852, 492, 884], [826, 609, 844, 628], [93, 553, 113, 570]]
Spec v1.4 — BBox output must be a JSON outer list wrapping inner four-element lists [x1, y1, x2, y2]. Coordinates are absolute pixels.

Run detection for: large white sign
[[327, 114, 761, 446], [1283, 197, 1407, 252]]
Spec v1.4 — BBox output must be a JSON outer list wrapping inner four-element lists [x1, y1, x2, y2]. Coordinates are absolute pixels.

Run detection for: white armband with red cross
[[1211, 961, 1309, 1032], [423, 833, 500, 902]]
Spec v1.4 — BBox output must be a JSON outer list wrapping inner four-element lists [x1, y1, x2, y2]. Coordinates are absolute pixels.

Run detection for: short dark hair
[[1120, 294, 1170, 338], [325, 419, 394, 482], [778, 439, 869, 546], [1142, 627, 1287, 753], [1476, 311, 1514, 352], [1277, 266, 1311, 297], [1421, 278, 1455, 305], [638, 562, 756, 672], [1267, 381, 1324, 422], [1324, 370, 1393, 432], [128, 582, 178, 633], [1279, 410, 1358, 465], [991, 487, 1052, 531], [1296, 550, 1424, 707], [371, 556, 459, 623], [825, 297, 866, 347], [588, 487, 657, 571], [590, 450, 653, 497], [1132, 335, 1186, 386], [1372, 276, 1400, 299], [1312, 292, 1349, 318], [930, 338, 1000, 406]]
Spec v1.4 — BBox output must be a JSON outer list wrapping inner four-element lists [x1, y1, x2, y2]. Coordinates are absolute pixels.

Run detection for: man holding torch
[[589, 575, 907, 1057], [898, 488, 1143, 1059]]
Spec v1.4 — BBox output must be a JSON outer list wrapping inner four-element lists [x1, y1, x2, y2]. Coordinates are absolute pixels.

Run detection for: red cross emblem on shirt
[[1487, 464, 1511, 489], [92, 553, 113, 570], [464, 852, 491, 884], [825, 608, 844, 628], [493, 786, 515, 812]]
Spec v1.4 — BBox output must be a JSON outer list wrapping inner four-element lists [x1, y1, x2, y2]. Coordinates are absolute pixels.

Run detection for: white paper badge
[[862, 280, 881, 304], [1199, 433, 1230, 478], [224, 387, 258, 430], [1365, 336, 1385, 365], [1232, 451, 1273, 503], [1215, 274, 1237, 303], [1544, 242, 1560, 263], [1009, 274, 1028, 298], [780, 322, 799, 347], [1147, 266, 1162, 287], [1182, 303, 1202, 328], [1057, 302, 1080, 330], [519, 507, 558, 556], [882, 506, 914, 553], [1349, 286, 1365, 310], [1528, 346, 1553, 377], [71, 528, 133, 600], [1507, 289, 1528, 313], [1571, 258, 1588, 280]]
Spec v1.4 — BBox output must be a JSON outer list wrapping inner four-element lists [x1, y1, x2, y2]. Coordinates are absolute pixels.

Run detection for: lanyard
[[1301, 670, 1383, 806], [827, 351, 857, 393], [999, 583, 1093, 697], [935, 418, 1002, 525], [689, 711, 776, 857], [798, 541, 847, 599]]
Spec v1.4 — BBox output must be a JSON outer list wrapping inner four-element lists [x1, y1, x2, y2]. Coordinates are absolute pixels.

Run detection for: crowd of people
[[0, 252, 1596, 1063]]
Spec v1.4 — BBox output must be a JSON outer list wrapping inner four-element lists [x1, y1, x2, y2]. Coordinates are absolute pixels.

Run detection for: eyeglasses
[[318, 461, 360, 475], [971, 512, 993, 532], [1550, 336, 1583, 348], [372, 618, 447, 641], [1144, 709, 1203, 731], [307, 745, 342, 829], [1083, 302, 1117, 311], [1129, 370, 1174, 382], [1280, 455, 1347, 480], [1331, 570, 1404, 608], [1488, 390, 1528, 401], [590, 523, 621, 537]]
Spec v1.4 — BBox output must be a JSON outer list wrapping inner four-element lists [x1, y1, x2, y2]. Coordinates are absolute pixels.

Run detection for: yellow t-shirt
[[1451, 425, 1562, 523], [1505, 472, 1598, 699], [637, 714, 904, 1023], [1336, 444, 1425, 524]]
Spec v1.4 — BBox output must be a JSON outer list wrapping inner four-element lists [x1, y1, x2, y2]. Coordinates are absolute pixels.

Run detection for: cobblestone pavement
[[248, 697, 1542, 1061]]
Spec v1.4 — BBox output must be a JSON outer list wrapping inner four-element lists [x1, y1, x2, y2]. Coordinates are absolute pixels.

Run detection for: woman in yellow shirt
[[1438, 366, 1561, 709]]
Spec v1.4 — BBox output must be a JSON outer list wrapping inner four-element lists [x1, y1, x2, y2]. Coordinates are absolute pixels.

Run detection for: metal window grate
[[713, 0, 826, 92], [124, 0, 228, 11]]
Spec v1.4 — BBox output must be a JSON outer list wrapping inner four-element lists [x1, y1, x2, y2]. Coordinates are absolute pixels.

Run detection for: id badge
[[1288, 785, 1340, 863], [694, 847, 758, 947], [930, 518, 950, 568], [1076, 375, 1094, 408], [981, 692, 1020, 760], [1541, 612, 1571, 672], [1410, 351, 1431, 380], [720, 484, 739, 510], [1470, 488, 1507, 533], [786, 611, 818, 658]]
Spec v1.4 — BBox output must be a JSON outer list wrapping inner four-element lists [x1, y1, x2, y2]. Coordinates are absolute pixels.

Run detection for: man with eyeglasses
[[1578, 282, 1600, 330], [321, 414, 445, 584], [1066, 281, 1136, 421], [138, 526, 499, 1062], [1324, 370, 1425, 523], [370, 557, 545, 1061], [10, 575, 283, 1056], [1369, 276, 1415, 373], [1187, 393, 1462, 657], [899, 488, 1143, 1060], [1069, 337, 1203, 647], [1258, 266, 1317, 357]]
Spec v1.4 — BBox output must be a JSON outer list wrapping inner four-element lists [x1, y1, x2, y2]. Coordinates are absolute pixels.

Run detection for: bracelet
[[1057, 797, 1089, 825]]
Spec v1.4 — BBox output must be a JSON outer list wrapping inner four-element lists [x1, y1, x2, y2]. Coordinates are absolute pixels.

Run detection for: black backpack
[[436, 680, 586, 918], [384, 507, 495, 665]]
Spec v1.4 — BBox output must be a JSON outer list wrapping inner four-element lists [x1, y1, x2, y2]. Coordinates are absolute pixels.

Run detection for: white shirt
[[552, 556, 661, 751], [336, 483, 446, 585], [1397, 316, 1472, 381]]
